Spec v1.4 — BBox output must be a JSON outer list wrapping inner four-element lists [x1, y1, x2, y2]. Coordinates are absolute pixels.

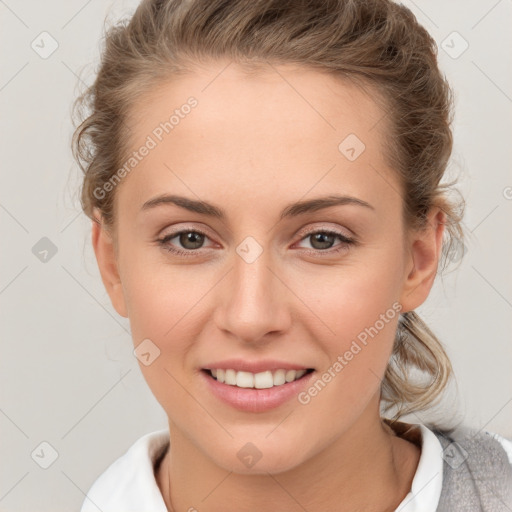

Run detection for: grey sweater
[[433, 427, 512, 511]]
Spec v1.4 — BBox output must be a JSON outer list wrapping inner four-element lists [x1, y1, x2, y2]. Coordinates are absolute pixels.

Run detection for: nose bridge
[[234, 247, 273, 305], [215, 237, 290, 342]]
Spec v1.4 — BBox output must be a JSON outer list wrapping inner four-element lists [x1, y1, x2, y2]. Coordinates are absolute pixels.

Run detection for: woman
[[72, 0, 512, 510]]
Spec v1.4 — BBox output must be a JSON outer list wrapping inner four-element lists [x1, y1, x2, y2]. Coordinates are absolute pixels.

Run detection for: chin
[[206, 436, 308, 475]]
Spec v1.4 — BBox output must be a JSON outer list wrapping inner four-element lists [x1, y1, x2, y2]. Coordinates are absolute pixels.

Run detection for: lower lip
[[200, 370, 315, 413]]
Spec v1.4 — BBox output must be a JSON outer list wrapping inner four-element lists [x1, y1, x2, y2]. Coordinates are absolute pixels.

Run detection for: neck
[[156, 410, 420, 512]]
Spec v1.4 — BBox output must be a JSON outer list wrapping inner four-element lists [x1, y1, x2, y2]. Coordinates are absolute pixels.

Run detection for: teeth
[[236, 371, 254, 388], [225, 369, 237, 385], [285, 370, 296, 382], [273, 369, 286, 386], [254, 371, 273, 389], [208, 368, 309, 388]]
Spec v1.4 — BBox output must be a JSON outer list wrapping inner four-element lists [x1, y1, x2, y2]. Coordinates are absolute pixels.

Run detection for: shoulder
[[432, 425, 512, 510], [432, 424, 512, 471], [80, 429, 170, 512], [433, 425, 512, 465], [391, 421, 512, 511], [486, 431, 512, 465]]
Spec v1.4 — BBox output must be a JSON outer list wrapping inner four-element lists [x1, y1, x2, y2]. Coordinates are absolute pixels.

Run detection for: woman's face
[[93, 61, 440, 474]]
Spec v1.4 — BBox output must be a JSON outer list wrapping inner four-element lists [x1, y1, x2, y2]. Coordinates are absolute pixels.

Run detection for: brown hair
[[72, 0, 465, 422]]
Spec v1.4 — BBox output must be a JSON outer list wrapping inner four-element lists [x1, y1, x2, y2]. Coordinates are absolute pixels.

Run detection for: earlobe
[[399, 207, 446, 313], [91, 211, 128, 318]]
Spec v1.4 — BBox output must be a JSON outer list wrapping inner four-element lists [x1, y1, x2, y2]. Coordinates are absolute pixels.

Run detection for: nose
[[213, 243, 292, 345]]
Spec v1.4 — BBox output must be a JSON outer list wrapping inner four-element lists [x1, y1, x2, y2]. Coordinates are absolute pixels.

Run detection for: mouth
[[202, 368, 315, 389], [199, 359, 317, 412]]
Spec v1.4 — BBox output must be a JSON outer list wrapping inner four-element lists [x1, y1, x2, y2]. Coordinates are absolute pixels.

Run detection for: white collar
[[80, 424, 444, 512], [394, 424, 443, 511], [81, 429, 169, 511]]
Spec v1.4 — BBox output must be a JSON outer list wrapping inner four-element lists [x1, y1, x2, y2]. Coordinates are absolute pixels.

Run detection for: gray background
[[1, 0, 511, 510]]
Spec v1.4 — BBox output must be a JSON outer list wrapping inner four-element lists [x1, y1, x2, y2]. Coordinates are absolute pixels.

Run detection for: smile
[[200, 366, 316, 412], [206, 368, 313, 389]]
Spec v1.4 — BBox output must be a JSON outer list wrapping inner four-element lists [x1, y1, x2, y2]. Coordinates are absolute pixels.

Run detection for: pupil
[[180, 232, 204, 249], [312, 233, 334, 250]]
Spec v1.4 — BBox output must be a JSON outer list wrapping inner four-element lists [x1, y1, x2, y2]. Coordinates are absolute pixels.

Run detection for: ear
[[90, 209, 128, 318], [399, 207, 446, 313]]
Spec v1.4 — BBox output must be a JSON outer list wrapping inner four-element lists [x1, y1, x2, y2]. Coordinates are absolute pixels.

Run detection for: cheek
[[295, 250, 403, 396], [327, 273, 401, 345], [294, 252, 403, 343], [123, 266, 207, 414], [120, 238, 211, 340], [120, 248, 223, 405], [295, 282, 401, 429]]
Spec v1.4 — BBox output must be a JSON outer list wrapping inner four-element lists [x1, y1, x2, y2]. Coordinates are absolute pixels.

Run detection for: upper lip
[[202, 359, 313, 374]]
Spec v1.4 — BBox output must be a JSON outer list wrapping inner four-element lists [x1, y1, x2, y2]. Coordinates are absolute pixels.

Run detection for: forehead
[[128, 60, 387, 146], [117, 61, 397, 215]]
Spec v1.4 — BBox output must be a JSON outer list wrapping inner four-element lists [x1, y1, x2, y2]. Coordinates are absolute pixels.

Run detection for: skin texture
[[91, 60, 445, 511]]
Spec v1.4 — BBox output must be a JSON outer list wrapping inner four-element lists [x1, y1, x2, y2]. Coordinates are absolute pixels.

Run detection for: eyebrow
[[141, 194, 375, 221]]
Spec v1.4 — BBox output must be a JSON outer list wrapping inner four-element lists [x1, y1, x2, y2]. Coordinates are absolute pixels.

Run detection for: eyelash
[[157, 228, 355, 257]]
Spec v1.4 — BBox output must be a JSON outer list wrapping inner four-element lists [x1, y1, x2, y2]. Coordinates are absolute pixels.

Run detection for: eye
[[295, 229, 355, 254], [157, 227, 356, 257], [157, 229, 214, 256]]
